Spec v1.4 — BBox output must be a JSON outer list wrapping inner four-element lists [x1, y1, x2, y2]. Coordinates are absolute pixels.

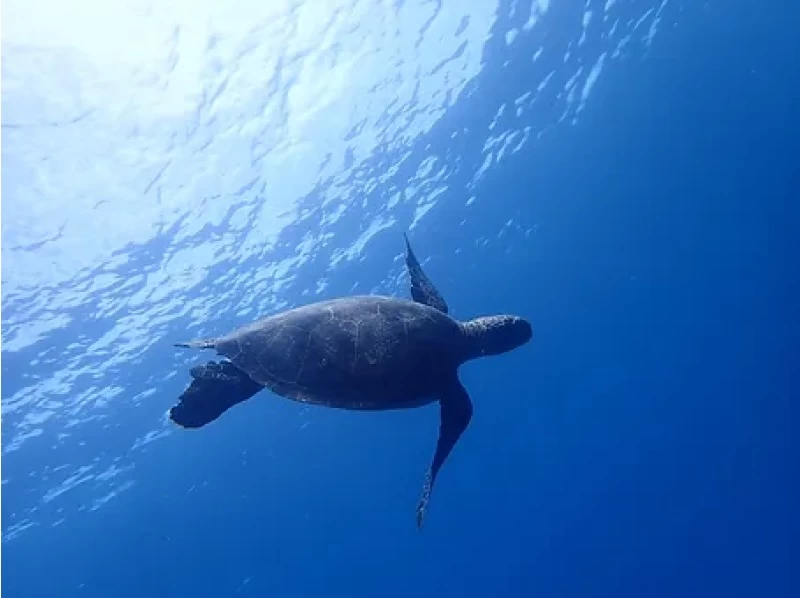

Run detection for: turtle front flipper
[[404, 233, 449, 314], [416, 376, 473, 528], [169, 361, 263, 428]]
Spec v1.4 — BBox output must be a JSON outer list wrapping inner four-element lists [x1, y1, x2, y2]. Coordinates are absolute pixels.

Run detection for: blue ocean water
[[2, 0, 798, 596]]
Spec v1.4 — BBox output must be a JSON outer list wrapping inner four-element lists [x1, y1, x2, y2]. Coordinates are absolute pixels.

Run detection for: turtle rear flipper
[[169, 361, 263, 428]]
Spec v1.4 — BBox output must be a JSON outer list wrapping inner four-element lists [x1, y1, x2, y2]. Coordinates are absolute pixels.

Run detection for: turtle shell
[[213, 295, 464, 410]]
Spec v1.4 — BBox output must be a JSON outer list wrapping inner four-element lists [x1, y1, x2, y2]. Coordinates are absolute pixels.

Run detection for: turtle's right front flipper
[[169, 361, 263, 428], [404, 233, 449, 314]]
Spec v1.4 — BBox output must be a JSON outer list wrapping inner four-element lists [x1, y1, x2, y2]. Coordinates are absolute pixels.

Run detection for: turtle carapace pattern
[[170, 233, 533, 528]]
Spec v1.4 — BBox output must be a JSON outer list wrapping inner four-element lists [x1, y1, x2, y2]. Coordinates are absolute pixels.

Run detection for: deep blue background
[[3, 1, 799, 596]]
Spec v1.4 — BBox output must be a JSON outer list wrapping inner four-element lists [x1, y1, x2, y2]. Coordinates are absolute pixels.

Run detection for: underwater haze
[[2, 0, 798, 596]]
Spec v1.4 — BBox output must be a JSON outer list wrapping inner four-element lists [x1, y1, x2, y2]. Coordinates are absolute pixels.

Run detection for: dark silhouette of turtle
[[170, 233, 532, 527]]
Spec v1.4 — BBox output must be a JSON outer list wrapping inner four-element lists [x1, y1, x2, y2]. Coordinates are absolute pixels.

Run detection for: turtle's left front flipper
[[416, 377, 473, 528]]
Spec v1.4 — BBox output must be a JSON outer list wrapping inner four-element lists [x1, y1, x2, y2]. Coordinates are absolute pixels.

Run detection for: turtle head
[[461, 314, 532, 360]]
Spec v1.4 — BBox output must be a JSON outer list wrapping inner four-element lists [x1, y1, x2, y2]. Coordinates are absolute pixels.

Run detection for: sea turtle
[[169, 233, 532, 527]]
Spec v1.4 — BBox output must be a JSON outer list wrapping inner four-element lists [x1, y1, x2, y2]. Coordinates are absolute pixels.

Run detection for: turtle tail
[[174, 338, 217, 350]]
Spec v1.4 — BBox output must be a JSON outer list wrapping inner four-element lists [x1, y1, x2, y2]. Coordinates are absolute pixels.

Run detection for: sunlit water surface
[[2, 0, 670, 544]]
